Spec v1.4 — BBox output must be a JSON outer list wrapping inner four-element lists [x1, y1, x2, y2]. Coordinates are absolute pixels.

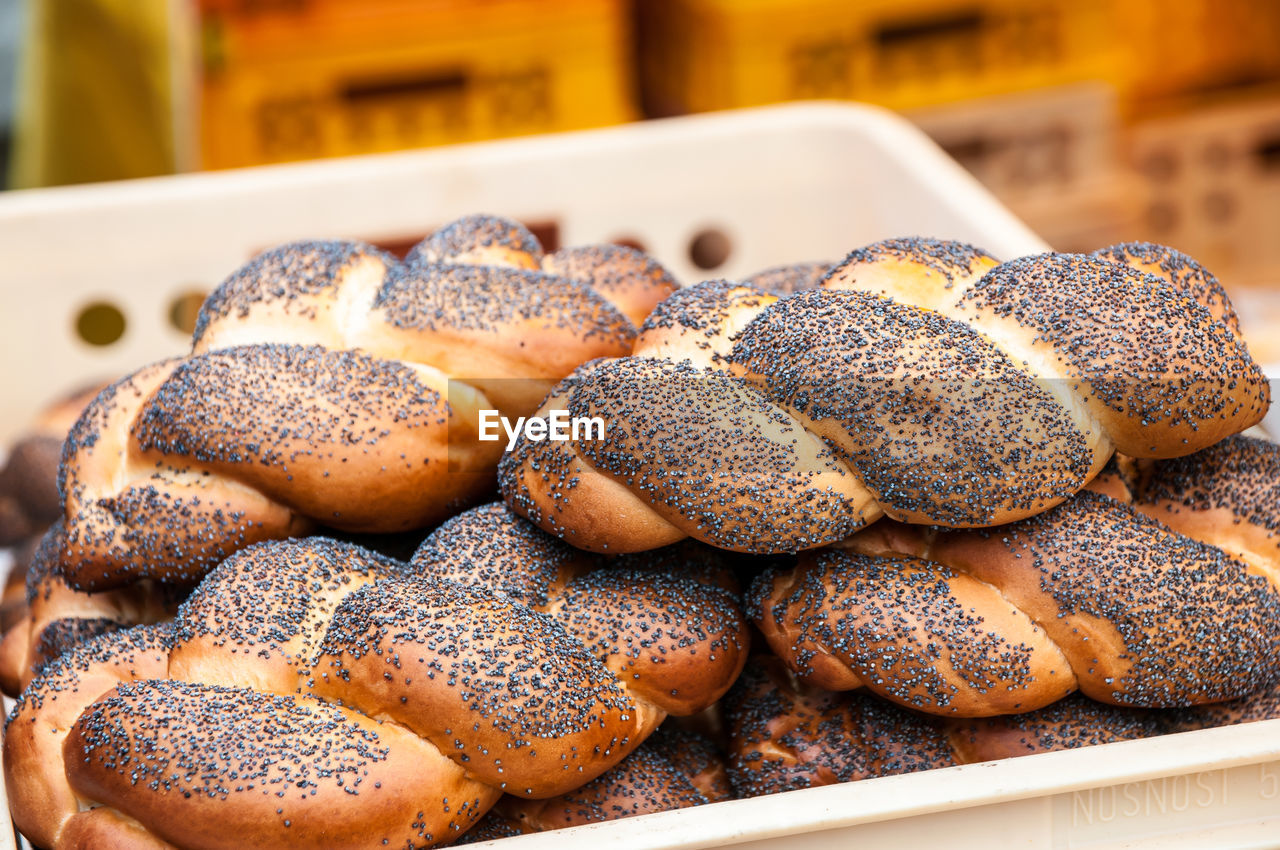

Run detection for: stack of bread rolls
[[61, 214, 678, 590], [5, 222, 1277, 849], [0, 214, 680, 695], [5, 525, 747, 848]]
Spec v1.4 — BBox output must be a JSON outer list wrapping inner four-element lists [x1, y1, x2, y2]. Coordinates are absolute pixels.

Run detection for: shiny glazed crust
[[500, 240, 1267, 554], [56, 215, 678, 591], [751, 437, 1280, 717], [5, 525, 746, 849]]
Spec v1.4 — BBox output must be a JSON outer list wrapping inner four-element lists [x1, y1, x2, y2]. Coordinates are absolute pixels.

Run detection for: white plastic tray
[[1, 103, 1276, 848], [468, 720, 1280, 850], [0, 102, 1046, 443]]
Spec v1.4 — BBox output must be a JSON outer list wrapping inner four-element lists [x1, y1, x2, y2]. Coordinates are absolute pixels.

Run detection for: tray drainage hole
[[75, 301, 127, 347], [689, 227, 731, 270], [169, 289, 210, 335]]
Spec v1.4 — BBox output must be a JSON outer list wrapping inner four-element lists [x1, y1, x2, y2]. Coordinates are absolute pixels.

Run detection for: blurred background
[[1, 0, 1278, 315], [4, 0, 1280, 288]]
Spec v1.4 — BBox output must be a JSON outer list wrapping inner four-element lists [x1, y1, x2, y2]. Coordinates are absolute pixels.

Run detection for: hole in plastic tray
[[689, 227, 732, 270], [74, 302, 126, 347]]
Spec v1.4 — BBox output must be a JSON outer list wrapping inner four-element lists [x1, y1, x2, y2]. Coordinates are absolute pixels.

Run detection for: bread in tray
[[58, 214, 678, 593], [725, 653, 1280, 799], [5, 508, 747, 849], [501, 241, 1268, 553], [751, 435, 1280, 717]]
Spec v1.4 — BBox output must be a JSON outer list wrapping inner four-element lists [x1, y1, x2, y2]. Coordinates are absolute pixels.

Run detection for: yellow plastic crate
[[638, 0, 1120, 115], [198, 0, 636, 169], [1115, 0, 1280, 107]]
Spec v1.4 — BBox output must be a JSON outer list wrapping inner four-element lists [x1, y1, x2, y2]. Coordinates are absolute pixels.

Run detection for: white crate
[[0, 102, 1045, 443], [464, 721, 1280, 850], [2, 103, 1277, 848]]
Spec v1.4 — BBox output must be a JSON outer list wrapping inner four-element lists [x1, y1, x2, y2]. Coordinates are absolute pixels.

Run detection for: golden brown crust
[[0, 523, 180, 696], [407, 214, 543, 270], [725, 655, 955, 797], [57, 808, 182, 850], [66, 681, 497, 850], [8, 533, 743, 847], [656, 727, 733, 803], [410, 502, 751, 718], [59, 359, 310, 590], [952, 254, 1267, 458], [1093, 242, 1241, 337], [947, 694, 1176, 763], [364, 262, 635, 417], [59, 214, 678, 595], [496, 381, 689, 554], [167, 537, 404, 694], [1124, 435, 1280, 587], [309, 577, 650, 797], [752, 549, 1076, 716], [820, 237, 998, 311], [745, 261, 833, 295], [131, 345, 491, 532], [502, 239, 1264, 554], [501, 357, 877, 554], [952, 680, 1280, 763], [542, 244, 679, 326], [731, 288, 1093, 526], [753, 437, 1280, 717], [3, 624, 172, 849], [465, 727, 727, 840], [633, 280, 777, 368]]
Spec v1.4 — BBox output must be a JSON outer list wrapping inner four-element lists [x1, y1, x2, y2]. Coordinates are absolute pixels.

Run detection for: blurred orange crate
[[638, 0, 1120, 116], [198, 0, 636, 168], [1115, 0, 1280, 107]]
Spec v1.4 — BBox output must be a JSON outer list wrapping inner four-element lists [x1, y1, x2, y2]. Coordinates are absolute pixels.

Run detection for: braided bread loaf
[[500, 241, 1266, 554], [751, 435, 1280, 717], [59, 215, 677, 591], [6, 522, 745, 848], [409, 501, 751, 718], [460, 727, 731, 843], [726, 654, 1280, 798]]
